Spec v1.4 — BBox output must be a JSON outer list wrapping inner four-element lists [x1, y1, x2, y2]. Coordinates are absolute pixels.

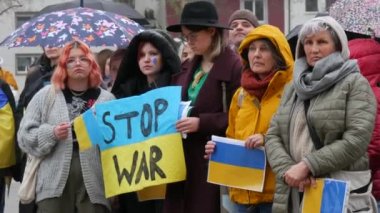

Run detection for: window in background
[[306, 0, 318, 12], [15, 54, 40, 75], [241, 0, 267, 23], [15, 12, 36, 28]]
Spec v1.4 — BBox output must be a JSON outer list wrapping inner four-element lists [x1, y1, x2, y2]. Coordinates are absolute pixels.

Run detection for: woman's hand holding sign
[[176, 117, 200, 134]]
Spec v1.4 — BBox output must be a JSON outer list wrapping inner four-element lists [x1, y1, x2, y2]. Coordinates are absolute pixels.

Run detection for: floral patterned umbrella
[[329, 0, 380, 37], [0, 7, 144, 48]]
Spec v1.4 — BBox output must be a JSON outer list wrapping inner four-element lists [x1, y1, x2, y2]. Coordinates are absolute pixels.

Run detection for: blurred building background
[[0, 0, 336, 91]]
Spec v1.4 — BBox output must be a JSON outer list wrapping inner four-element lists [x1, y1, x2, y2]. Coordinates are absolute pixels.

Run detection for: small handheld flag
[[302, 178, 349, 213], [207, 135, 266, 192]]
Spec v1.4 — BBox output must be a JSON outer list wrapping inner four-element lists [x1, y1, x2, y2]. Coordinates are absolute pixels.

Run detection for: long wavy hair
[[51, 40, 102, 90]]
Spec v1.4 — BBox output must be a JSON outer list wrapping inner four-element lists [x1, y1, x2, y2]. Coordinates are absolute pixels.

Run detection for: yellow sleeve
[[226, 87, 242, 138]]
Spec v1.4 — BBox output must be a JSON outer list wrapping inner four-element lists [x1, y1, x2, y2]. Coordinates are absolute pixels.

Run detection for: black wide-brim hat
[[167, 1, 230, 32]]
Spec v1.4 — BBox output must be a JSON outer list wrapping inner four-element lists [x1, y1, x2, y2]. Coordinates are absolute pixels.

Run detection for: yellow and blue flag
[[302, 178, 349, 213], [208, 136, 266, 192], [73, 108, 103, 151], [0, 88, 16, 169]]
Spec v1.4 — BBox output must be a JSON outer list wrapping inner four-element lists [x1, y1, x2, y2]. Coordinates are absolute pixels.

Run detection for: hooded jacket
[[349, 38, 380, 200], [111, 30, 181, 98], [226, 25, 294, 205], [14, 53, 55, 182], [265, 16, 376, 213]]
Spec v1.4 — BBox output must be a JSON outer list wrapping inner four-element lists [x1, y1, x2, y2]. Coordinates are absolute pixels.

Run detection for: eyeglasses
[[66, 57, 91, 68], [182, 32, 199, 43]]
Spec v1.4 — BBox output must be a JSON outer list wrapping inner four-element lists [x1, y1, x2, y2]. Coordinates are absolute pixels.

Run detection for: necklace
[[69, 89, 86, 97]]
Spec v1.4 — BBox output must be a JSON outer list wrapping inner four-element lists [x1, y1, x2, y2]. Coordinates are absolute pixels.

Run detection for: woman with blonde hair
[[165, 1, 242, 212], [18, 40, 114, 213]]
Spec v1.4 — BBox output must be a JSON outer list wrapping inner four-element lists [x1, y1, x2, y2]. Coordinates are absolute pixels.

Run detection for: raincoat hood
[[295, 16, 350, 60], [238, 24, 294, 73], [112, 30, 181, 97]]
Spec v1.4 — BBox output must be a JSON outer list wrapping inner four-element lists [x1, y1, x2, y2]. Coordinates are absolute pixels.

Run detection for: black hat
[[167, 1, 230, 32]]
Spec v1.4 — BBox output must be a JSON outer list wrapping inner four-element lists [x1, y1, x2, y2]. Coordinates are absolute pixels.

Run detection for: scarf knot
[[241, 69, 276, 100], [293, 52, 359, 100]]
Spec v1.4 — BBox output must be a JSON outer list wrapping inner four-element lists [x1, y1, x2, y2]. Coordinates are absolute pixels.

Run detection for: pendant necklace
[[69, 89, 86, 97]]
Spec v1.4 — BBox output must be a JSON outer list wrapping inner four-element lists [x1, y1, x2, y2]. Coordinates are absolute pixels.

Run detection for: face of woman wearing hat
[[303, 30, 336, 67], [181, 26, 215, 56], [138, 42, 163, 83], [248, 39, 277, 79]]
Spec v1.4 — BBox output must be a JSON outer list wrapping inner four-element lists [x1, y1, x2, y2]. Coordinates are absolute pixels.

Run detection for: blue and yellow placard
[[207, 135, 266, 192], [74, 86, 186, 198], [302, 178, 349, 213]]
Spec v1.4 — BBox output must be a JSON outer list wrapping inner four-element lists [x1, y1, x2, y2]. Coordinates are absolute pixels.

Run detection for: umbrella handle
[[80, 0, 83, 7]]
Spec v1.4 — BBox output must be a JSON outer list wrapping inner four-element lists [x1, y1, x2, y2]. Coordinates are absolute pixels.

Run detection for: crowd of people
[[0, 1, 379, 213]]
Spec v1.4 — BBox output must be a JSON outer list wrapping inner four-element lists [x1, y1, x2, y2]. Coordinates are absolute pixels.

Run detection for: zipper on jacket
[[287, 94, 297, 150]]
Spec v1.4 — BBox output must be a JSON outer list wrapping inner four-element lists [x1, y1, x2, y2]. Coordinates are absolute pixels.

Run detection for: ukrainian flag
[[0, 88, 16, 169], [73, 109, 102, 151], [302, 178, 349, 213], [208, 136, 266, 192]]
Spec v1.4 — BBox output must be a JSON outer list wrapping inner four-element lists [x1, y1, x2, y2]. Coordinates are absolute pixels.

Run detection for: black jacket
[[14, 53, 54, 182]]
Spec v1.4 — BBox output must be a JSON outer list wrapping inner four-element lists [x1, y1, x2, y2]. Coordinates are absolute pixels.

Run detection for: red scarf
[[241, 69, 276, 100]]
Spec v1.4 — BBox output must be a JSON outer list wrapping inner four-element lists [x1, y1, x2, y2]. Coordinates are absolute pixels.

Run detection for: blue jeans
[[222, 194, 272, 213]]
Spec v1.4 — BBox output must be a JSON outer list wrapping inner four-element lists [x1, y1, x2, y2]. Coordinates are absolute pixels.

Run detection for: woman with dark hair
[[16, 46, 63, 213], [205, 24, 294, 213], [164, 1, 242, 213], [112, 30, 180, 98], [18, 40, 114, 213], [16, 46, 62, 118], [111, 29, 181, 213]]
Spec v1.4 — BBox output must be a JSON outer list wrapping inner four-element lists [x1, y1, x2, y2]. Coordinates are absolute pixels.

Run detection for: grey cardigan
[[265, 72, 376, 212], [18, 85, 114, 209]]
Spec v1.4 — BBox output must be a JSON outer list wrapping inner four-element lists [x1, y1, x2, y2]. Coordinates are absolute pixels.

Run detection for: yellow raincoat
[[226, 25, 294, 205], [0, 68, 18, 90]]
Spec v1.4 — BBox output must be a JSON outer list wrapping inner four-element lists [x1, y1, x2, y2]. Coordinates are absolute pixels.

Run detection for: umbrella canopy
[[286, 13, 377, 58], [35, 0, 149, 26], [329, 0, 380, 37], [0, 7, 144, 48]]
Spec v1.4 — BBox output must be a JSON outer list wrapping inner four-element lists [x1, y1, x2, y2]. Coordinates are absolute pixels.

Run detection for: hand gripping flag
[[208, 136, 266, 192], [302, 178, 349, 213]]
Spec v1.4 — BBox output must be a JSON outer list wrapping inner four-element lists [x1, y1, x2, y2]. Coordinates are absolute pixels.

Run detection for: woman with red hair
[[18, 40, 114, 213]]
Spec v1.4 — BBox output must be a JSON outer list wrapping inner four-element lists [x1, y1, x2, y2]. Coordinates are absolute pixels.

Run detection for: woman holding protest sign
[[164, 1, 242, 213], [111, 29, 181, 213], [204, 25, 294, 213], [17, 40, 114, 213]]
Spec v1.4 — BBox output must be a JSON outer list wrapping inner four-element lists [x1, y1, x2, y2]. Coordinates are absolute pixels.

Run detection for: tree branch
[[0, 0, 23, 16]]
